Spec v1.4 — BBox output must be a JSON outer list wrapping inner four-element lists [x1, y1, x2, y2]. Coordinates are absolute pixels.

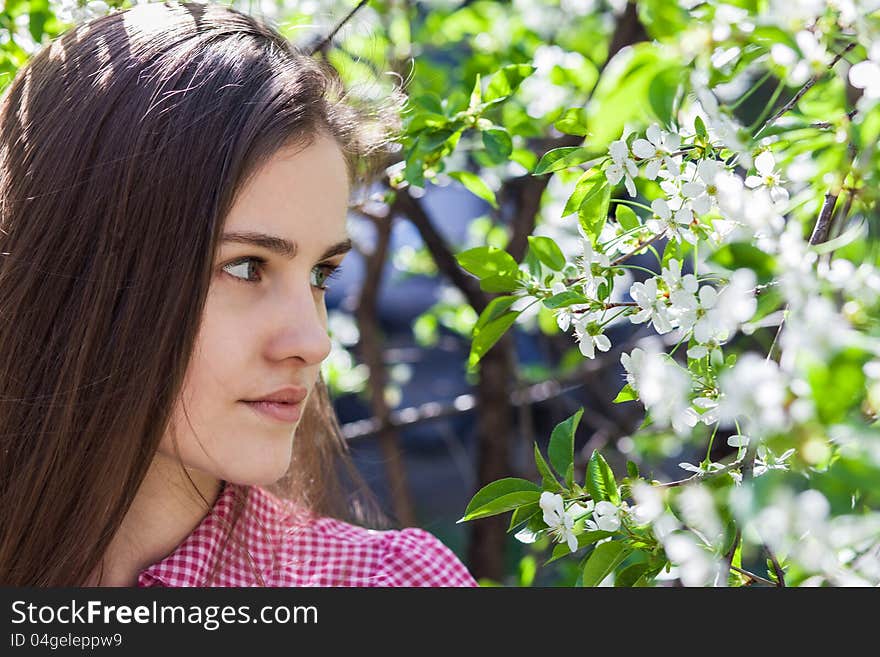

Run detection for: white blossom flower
[[849, 42, 880, 100], [576, 233, 611, 298], [754, 445, 796, 476], [677, 485, 724, 549], [637, 352, 694, 434], [682, 396, 720, 427], [549, 281, 578, 332], [573, 319, 612, 359], [779, 296, 858, 373], [745, 151, 789, 204], [648, 197, 695, 244], [586, 500, 621, 532], [629, 482, 664, 525], [56, 0, 112, 24], [629, 277, 674, 334], [663, 531, 724, 586], [691, 71, 748, 156], [679, 460, 742, 485], [670, 284, 727, 344], [539, 491, 578, 553], [605, 139, 639, 197], [774, 30, 832, 85], [766, 0, 828, 31], [620, 346, 648, 392], [631, 124, 682, 180], [661, 258, 698, 297], [713, 269, 758, 334], [690, 159, 724, 212], [717, 353, 789, 437], [714, 171, 785, 247]]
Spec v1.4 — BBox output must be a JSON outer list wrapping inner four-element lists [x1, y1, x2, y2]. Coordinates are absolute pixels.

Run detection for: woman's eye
[[222, 256, 265, 283], [222, 257, 343, 291], [311, 263, 343, 291]]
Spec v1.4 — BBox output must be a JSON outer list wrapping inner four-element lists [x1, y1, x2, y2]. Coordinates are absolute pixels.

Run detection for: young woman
[[0, 1, 477, 587]]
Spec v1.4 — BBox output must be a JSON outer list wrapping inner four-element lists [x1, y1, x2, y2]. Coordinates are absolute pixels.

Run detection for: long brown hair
[[0, 1, 400, 586]]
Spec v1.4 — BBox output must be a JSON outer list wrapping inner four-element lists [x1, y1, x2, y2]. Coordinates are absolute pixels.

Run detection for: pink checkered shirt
[[137, 481, 478, 587]]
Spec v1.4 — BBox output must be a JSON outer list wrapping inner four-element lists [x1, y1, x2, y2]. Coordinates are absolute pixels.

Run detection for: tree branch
[[809, 191, 840, 246], [763, 543, 786, 587], [729, 564, 776, 587], [394, 189, 488, 313]]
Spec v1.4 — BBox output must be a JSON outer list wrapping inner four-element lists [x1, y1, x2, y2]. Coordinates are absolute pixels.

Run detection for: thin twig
[[309, 0, 371, 55], [763, 543, 786, 587], [810, 109, 859, 130], [609, 232, 666, 267], [729, 564, 777, 587], [809, 191, 840, 246], [753, 43, 856, 138]]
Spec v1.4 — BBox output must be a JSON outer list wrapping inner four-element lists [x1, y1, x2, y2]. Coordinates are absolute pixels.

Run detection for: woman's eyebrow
[[221, 231, 352, 261]]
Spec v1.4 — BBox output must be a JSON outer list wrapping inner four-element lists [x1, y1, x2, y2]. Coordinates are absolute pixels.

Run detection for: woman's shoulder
[[251, 486, 478, 587]]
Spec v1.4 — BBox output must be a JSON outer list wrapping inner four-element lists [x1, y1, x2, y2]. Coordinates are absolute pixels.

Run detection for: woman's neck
[[87, 455, 222, 586]]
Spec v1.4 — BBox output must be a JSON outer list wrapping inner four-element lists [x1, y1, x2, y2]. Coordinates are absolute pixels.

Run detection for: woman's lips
[[242, 400, 302, 423]]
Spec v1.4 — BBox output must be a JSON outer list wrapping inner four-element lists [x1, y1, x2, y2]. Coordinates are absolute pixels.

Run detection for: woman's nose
[[267, 284, 332, 366]]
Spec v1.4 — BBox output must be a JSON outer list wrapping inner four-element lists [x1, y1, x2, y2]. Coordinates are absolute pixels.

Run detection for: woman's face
[[159, 133, 351, 486]]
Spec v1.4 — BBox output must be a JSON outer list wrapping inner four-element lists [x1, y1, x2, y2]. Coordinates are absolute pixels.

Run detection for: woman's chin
[[222, 459, 292, 488]]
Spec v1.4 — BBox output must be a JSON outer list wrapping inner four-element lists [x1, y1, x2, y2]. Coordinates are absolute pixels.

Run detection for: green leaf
[[482, 127, 513, 163], [563, 168, 606, 217], [542, 290, 590, 309], [485, 64, 536, 104], [582, 541, 632, 586], [422, 128, 456, 151], [615, 561, 651, 587], [527, 235, 566, 271], [708, 242, 775, 281], [633, 566, 664, 587], [694, 115, 708, 140], [613, 383, 637, 403], [534, 444, 565, 492], [478, 274, 522, 293], [626, 461, 640, 479], [524, 248, 543, 279], [549, 408, 584, 487], [468, 73, 482, 111], [586, 44, 679, 149], [473, 294, 519, 331], [578, 179, 611, 244], [554, 107, 590, 136], [661, 238, 684, 268], [586, 449, 619, 504], [411, 93, 444, 114], [648, 66, 683, 128], [468, 310, 519, 371], [507, 502, 541, 532], [449, 171, 498, 208], [545, 530, 613, 564], [807, 348, 868, 424], [459, 477, 541, 522], [404, 153, 425, 188], [534, 147, 593, 175], [456, 246, 518, 279], [615, 205, 641, 232]]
